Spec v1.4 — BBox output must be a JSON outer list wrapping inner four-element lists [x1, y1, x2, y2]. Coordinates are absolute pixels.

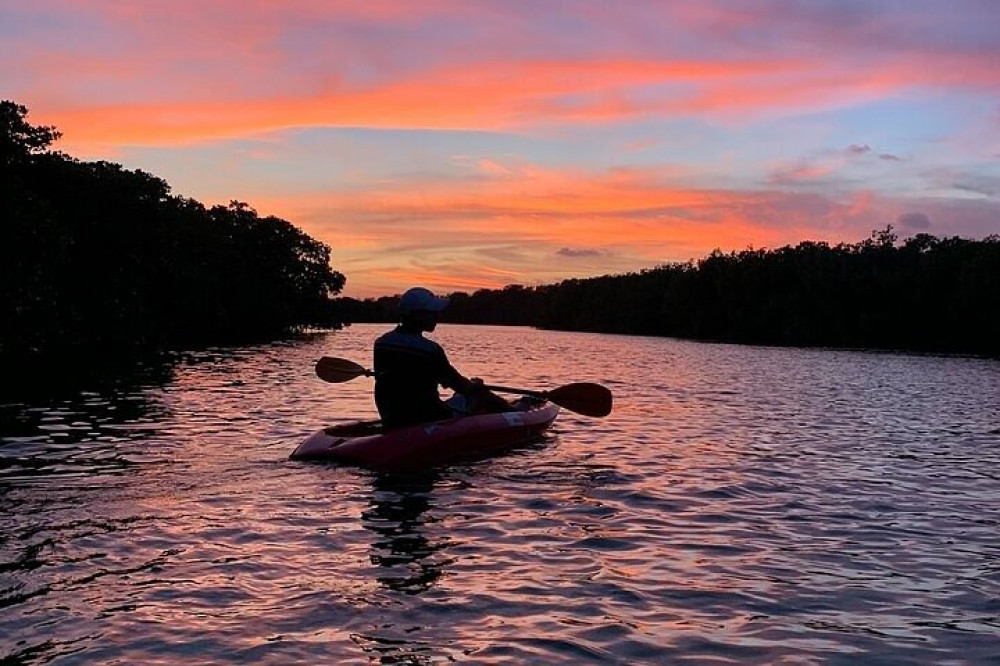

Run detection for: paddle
[[315, 356, 613, 418], [315, 356, 373, 382]]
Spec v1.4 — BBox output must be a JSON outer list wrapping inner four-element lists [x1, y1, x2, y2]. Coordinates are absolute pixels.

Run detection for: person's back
[[373, 325, 461, 428], [373, 287, 508, 429]]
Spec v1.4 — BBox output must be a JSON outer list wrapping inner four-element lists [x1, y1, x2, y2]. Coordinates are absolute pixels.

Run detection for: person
[[373, 287, 508, 429]]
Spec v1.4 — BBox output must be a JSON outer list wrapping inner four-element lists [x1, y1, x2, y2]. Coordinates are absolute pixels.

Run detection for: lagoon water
[[1, 324, 998, 664]]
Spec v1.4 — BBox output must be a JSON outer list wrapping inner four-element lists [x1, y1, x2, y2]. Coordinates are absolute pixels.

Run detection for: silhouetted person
[[374, 287, 507, 429]]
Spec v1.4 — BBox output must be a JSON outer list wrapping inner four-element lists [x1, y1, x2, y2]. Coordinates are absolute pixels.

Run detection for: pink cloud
[[28, 46, 997, 152], [768, 163, 838, 185], [247, 162, 999, 296], [5, 1, 998, 297], [7, 0, 997, 149]]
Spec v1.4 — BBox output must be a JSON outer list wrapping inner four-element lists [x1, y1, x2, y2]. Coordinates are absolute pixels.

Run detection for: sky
[[3, 1, 999, 297]]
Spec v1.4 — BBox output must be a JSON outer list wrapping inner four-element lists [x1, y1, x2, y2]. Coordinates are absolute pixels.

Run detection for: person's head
[[398, 287, 449, 332]]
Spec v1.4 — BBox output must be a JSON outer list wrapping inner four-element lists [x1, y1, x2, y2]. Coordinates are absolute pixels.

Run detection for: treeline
[[1, 101, 345, 367], [335, 228, 1000, 356]]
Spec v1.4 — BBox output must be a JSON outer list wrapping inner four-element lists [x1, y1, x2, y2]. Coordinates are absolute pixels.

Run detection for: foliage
[[0, 101, 62, 165], [335, 227, 1000, 356], [1, 101, 345, 364]]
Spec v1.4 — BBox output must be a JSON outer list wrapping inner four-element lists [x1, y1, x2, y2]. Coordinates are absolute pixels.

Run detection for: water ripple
[[1, 327, 999, 663]]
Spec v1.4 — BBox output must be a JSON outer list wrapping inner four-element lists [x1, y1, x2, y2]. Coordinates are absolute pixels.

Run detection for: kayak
[[290, 398, 559, 467]]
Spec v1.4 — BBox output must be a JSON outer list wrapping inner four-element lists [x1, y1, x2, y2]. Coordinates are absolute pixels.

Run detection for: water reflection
[[1, 326, 999, 664], [0, 381, 172, 490], [361, 471, 452, 596]]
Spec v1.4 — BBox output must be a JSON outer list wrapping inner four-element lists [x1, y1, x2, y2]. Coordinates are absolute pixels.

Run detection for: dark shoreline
[[334, 229, 1000, 359]]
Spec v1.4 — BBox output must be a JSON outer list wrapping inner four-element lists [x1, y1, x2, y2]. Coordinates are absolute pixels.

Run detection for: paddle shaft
[[315, 356, 612, 417], [482, 384, 546, 399]]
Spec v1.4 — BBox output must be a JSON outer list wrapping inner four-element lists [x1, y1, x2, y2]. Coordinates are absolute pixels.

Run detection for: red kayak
[[290, 398, 559, 467]]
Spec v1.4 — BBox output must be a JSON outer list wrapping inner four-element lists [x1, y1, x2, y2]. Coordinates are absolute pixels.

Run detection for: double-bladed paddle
[[314, 356, 613, 418]]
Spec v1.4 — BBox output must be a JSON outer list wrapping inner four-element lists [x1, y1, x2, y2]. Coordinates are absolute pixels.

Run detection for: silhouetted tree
[[0, 101, 61, 165], [1, 101, 346, 368], [334, 226, 1000, 356]]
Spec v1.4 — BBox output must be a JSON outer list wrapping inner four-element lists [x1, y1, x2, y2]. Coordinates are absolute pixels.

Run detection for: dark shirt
[[373, 327, 464, 428]]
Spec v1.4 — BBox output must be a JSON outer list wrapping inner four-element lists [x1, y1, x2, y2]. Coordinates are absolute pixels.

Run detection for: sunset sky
[[3, 1, 999, 297]]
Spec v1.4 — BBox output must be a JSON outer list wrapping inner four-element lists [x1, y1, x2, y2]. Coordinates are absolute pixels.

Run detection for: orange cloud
[[38, 46, 1000, 154], [359, 264, 519, 295], [245, 163, 932, 296], [9, 2, 997, 298], [31, 57, 810, 147]]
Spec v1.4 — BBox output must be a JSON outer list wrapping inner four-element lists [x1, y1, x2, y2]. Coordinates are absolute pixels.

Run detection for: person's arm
[[436, 346, 510, 412], [438, 357, 474, 393], [435, 347, 483, 395]]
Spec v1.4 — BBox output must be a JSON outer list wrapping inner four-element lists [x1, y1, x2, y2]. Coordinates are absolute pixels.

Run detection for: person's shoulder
[[374, 327, 398, 345], [375, 328, 440, 353], [424, 336, 445, 354]]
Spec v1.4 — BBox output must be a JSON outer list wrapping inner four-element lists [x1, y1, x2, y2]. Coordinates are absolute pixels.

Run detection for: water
[[1, 324, 998, 664]]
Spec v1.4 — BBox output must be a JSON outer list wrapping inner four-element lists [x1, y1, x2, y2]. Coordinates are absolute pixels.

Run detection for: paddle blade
[[547, 382, 613, 417], [315, 356, 371, 383]]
